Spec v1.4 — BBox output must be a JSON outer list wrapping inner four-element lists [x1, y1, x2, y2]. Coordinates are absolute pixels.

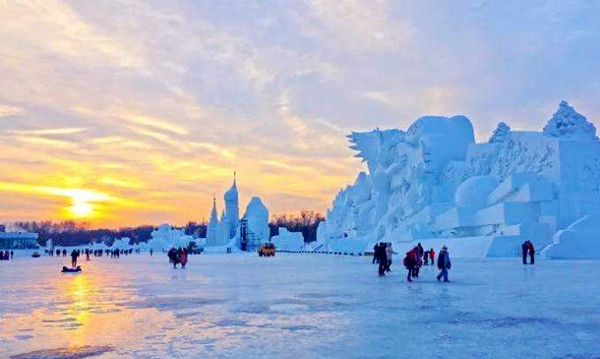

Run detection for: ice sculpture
[[239, 197, 269, 249], [146, 224, 197, 251], [317, 102, 600, 259]]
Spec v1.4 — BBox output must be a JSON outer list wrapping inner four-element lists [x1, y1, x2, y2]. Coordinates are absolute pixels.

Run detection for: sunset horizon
[[2, 2, 599, 229]]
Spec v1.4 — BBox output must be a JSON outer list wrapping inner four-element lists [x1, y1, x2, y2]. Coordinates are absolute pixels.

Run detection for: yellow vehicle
[[258, 243, 276, 257]]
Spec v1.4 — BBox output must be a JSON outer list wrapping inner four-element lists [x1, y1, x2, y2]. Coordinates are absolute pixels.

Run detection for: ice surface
[[318, 102, 600, 259], [1, 255, 599, 358]]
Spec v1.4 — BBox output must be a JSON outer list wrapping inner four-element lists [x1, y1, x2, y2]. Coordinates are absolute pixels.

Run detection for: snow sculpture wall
[[317, 102, 600, 259], [147, 224, 196, 251], [271, 228, 305, 251], [542, 214, 600, 259]]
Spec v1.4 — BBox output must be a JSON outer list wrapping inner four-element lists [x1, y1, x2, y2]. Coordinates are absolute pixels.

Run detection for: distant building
[[0, 230, 39, 249]]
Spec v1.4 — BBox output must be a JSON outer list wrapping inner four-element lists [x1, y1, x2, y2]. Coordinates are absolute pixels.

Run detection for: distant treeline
[[13, 211, 324, 247], [269, 211, 324, 243]]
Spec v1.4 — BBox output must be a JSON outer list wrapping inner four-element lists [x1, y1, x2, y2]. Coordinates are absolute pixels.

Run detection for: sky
[[1, 0, 599, 228]]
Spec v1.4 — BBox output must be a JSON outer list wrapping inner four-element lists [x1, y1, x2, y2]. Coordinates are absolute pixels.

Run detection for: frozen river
[[1, 253, 599, 358]]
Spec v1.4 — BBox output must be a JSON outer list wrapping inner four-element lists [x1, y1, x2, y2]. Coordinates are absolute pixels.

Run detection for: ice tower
[[224, 173, 240, 239], [206, 195, 221, 246]]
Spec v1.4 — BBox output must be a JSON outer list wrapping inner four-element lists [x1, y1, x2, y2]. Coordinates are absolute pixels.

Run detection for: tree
[[269, 211, 325, 242]]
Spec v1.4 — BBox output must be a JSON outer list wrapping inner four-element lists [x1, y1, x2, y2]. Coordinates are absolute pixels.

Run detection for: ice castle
[[316, 101, 600, 259], [204, 174, 270, 251]]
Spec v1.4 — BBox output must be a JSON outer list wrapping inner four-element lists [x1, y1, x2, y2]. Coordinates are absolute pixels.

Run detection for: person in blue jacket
[[436, 246, 451, 282]]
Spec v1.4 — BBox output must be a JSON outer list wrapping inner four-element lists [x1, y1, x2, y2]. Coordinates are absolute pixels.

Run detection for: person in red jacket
[[403, 251, 415, 282], [180, 248, 188, 269], [429, 248, 435, 264], [528, 241, 535, 265]]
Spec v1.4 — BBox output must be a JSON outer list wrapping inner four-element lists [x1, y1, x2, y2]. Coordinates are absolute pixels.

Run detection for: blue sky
[[0, 0, 599, 226]]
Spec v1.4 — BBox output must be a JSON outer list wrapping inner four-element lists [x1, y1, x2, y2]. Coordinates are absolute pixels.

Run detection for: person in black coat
[[70, 250, 79, 267], [378, 242, 388, 276], [372, 243, 379, 264], [436, 246, 451, 282], [521, 241, 529, 264]]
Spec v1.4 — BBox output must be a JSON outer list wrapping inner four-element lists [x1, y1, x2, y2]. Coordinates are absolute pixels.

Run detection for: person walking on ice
[[377, 242, 388, 276], [528, 241, 535, 264], [521, 240, 529, 264], [70, 249, 79, 268], [403, 250, 415, 282], [436, 246, 451, 282], [385, 242, 393, 272]]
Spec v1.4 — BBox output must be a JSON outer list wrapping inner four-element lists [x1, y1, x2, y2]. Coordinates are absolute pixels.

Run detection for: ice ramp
[[394, 235, 523, 259], [542, 214, 600, 259]]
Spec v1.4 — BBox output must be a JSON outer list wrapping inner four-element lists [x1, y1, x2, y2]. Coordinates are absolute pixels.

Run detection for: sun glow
[[60, 189, 117, 220], [70, 200, 94, 218]]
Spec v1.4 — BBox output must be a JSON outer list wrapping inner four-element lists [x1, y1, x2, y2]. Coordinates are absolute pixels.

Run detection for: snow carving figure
[[489, 122, 511, 143], [320, 115, 475, 246], [543, 101, 598, 140]]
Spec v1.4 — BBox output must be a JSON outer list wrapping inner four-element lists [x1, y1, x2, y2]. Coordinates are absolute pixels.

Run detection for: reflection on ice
[[10, 345, 114, 359]]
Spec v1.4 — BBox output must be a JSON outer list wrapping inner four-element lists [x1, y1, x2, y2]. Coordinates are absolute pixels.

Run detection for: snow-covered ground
[[1, 253, 599, 358]]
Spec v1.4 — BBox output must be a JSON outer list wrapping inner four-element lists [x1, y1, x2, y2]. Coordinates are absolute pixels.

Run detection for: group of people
[[50, 249, 68, 257], [372, 242, 394, 276], [402, 243, 428, 281], [521, 240, 536, 265], [167, 247, 188, 268], [404, 244, 451, 282], [372, 242, 451, 283], [0, 250, 14, 260]]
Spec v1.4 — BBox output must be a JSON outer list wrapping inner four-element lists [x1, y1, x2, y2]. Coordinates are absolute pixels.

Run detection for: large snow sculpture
[[317, 101, 600, 259], [202, 175, 272, 251]]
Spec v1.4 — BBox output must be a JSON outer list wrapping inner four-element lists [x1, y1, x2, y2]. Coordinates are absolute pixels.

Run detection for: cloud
[[0, 0, 598, 227], [7, 128, 87, 136], [129, 115, 189, 136], [297, 0, 414, 53], [0, 105, 25, 118]]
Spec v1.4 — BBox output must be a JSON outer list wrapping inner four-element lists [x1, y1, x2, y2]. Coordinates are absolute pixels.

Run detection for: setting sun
[[70, 200, 94, 218]]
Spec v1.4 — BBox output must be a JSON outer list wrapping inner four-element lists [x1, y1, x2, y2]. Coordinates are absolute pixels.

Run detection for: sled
[[61, 266, 82, 273]]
